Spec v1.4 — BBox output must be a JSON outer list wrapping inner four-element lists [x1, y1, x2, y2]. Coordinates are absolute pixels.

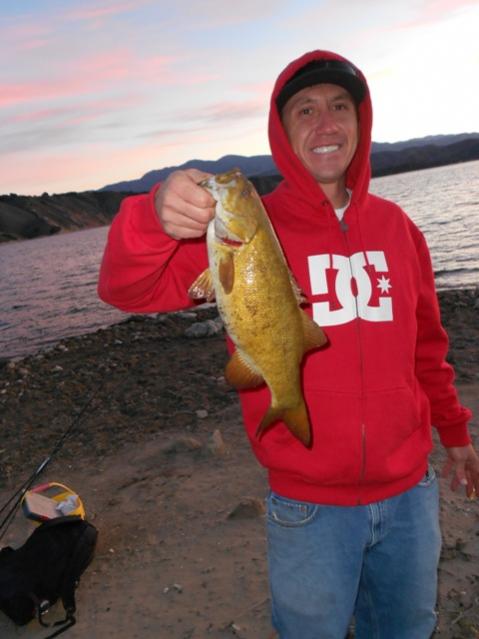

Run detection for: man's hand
[[442, 443, 479, 499], [155, 168, 216, 240]]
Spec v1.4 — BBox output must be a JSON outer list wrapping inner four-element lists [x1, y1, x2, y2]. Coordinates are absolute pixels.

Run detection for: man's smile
[[311, 144, 341, 155]]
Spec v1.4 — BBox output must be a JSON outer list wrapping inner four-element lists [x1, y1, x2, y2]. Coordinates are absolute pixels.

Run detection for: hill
[[370, 137, 479, 177], [99, 155, 279, 193], [0, 191, 129, 242], [99, 133, 479, 193]]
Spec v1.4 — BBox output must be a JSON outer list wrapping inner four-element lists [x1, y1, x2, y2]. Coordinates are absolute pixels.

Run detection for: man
[[98, 50, 479, 638]]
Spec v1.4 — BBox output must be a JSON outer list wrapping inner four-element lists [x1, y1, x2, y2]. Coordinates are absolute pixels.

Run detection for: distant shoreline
[[1, 152, 479, 243]]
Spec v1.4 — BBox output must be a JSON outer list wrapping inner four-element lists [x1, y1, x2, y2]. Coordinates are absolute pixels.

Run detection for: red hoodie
[[98, 50, 472, 506]]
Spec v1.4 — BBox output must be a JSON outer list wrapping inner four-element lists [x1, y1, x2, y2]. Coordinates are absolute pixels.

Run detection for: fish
[[188, 168, 327, 447]]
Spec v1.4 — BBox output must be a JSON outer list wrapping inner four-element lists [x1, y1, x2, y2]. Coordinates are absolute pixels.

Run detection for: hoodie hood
[[268, 50, 373, 209]]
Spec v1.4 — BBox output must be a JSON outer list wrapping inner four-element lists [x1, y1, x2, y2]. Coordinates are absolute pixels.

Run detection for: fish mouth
[[214, 214, 244, 247], [218, 237, 243, 247], [203, 178, 244, 247]]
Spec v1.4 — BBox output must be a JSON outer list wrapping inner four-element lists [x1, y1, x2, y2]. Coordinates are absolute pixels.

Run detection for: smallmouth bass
[[188, 169, 327, 447]]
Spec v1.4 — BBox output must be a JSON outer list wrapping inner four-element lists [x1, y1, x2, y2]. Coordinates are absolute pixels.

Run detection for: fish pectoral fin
[[300, 309, 328, 352], [225, 350, 264, 389], [218, 254, 234, 295], [188, 269, 215, 302], [256, 401, 312, 448]]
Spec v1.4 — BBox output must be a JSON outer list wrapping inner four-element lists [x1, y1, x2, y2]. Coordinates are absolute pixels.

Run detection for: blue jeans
[[267, 468, 441, 639]]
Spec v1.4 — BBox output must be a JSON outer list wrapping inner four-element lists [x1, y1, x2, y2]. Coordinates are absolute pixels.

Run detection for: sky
[[1, 0, 478, 196]]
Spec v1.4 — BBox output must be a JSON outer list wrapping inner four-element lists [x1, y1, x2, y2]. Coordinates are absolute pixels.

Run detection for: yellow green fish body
[[189, 169, 327, 446]]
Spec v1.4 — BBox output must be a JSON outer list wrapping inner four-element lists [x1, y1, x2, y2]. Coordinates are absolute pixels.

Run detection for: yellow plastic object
[[22, 482, 86, 523]]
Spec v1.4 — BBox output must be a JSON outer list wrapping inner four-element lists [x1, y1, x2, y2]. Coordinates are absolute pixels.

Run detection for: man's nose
[[314, 110, 338, 133]]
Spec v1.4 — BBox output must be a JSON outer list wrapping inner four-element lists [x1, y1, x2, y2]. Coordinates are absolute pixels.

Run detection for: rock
[[161, 436, 202, 454], [163, 583, 183, 594], [196, 409, 208, 419], [184, 318, 223, 338], [207, 429, 228, 457], [456, 617, 479, 637], [227, 497, 266, 520], [177, 312, 197, 321]]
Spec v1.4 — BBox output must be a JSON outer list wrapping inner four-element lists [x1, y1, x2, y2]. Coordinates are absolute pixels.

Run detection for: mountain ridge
[[99, 133, 479, 192], [1, 133, 478, 242]]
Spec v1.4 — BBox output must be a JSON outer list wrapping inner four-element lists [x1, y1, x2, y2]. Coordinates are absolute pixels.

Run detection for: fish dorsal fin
[[300, 309, 328, 353], [219, 254, 235, 295], [188, 268, 215, 302], [225, 350, 264, 389]]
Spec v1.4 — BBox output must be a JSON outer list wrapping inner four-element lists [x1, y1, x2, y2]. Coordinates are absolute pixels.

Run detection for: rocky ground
[[0, 289, 478, 638]]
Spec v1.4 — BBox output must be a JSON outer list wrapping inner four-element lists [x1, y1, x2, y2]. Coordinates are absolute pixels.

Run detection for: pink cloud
[[2, 19, 52, 52], [186, 99, 266, 123], [396, 0, 477, 29], [240, 81, 274, 96], [17, 38, 51, 51], [1, 136, 200, 194], [0, 76, 104, 109], [5, 94, 144, 126], [173, 0, 282, 29], [0, 48, 135, 108], [1, 147, 114, 194], [3, 21, 50, 40], [6, 105, 75, 124], [64, 0, 151, 22], [0, 47, 207, 111], [69, 49, 133, 82], [1, 116, 268, 194]]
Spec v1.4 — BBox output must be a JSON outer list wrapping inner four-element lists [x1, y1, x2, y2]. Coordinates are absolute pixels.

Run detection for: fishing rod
[[0, 384, 102, 542]]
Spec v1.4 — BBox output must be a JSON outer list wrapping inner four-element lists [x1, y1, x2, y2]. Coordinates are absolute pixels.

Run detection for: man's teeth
[[313, 145, 340, 154]]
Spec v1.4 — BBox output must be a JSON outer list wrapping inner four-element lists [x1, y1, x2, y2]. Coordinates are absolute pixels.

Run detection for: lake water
[[1, 160, 478, 359]]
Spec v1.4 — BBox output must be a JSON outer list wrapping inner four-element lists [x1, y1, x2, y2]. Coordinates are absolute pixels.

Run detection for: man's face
[[281, 83, 359, 190]]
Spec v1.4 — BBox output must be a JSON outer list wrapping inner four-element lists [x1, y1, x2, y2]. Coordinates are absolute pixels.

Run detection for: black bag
[[0, 515, 97, 637]]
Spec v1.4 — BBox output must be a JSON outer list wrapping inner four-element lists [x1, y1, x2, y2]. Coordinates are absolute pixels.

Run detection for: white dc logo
[[307, 251, 393, 326]]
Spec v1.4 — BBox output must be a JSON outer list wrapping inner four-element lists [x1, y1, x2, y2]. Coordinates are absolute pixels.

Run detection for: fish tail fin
[[256, 407, 282, 441], [256, 401, 312, 448]]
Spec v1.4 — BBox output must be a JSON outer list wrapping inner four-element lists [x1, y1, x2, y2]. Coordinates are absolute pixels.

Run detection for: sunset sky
[[2, 0, 478, 196]]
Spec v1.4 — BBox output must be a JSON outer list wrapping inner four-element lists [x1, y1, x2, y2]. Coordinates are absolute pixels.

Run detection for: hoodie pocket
[[251, 389, 364, 487], [363, 386, 432, 481]]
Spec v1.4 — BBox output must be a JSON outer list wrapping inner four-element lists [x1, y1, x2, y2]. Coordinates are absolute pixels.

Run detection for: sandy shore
[[0, 289, 478, 638]]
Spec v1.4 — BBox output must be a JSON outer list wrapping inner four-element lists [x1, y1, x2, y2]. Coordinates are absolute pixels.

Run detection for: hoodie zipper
[[336, 203, 367, 503]]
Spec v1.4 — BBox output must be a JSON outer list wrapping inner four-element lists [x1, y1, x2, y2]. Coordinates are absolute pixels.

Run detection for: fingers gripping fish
[[188, 169, 327, 447]]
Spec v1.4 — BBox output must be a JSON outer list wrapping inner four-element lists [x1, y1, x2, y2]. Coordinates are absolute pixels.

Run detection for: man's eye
[[300, 107, 313, 116]]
